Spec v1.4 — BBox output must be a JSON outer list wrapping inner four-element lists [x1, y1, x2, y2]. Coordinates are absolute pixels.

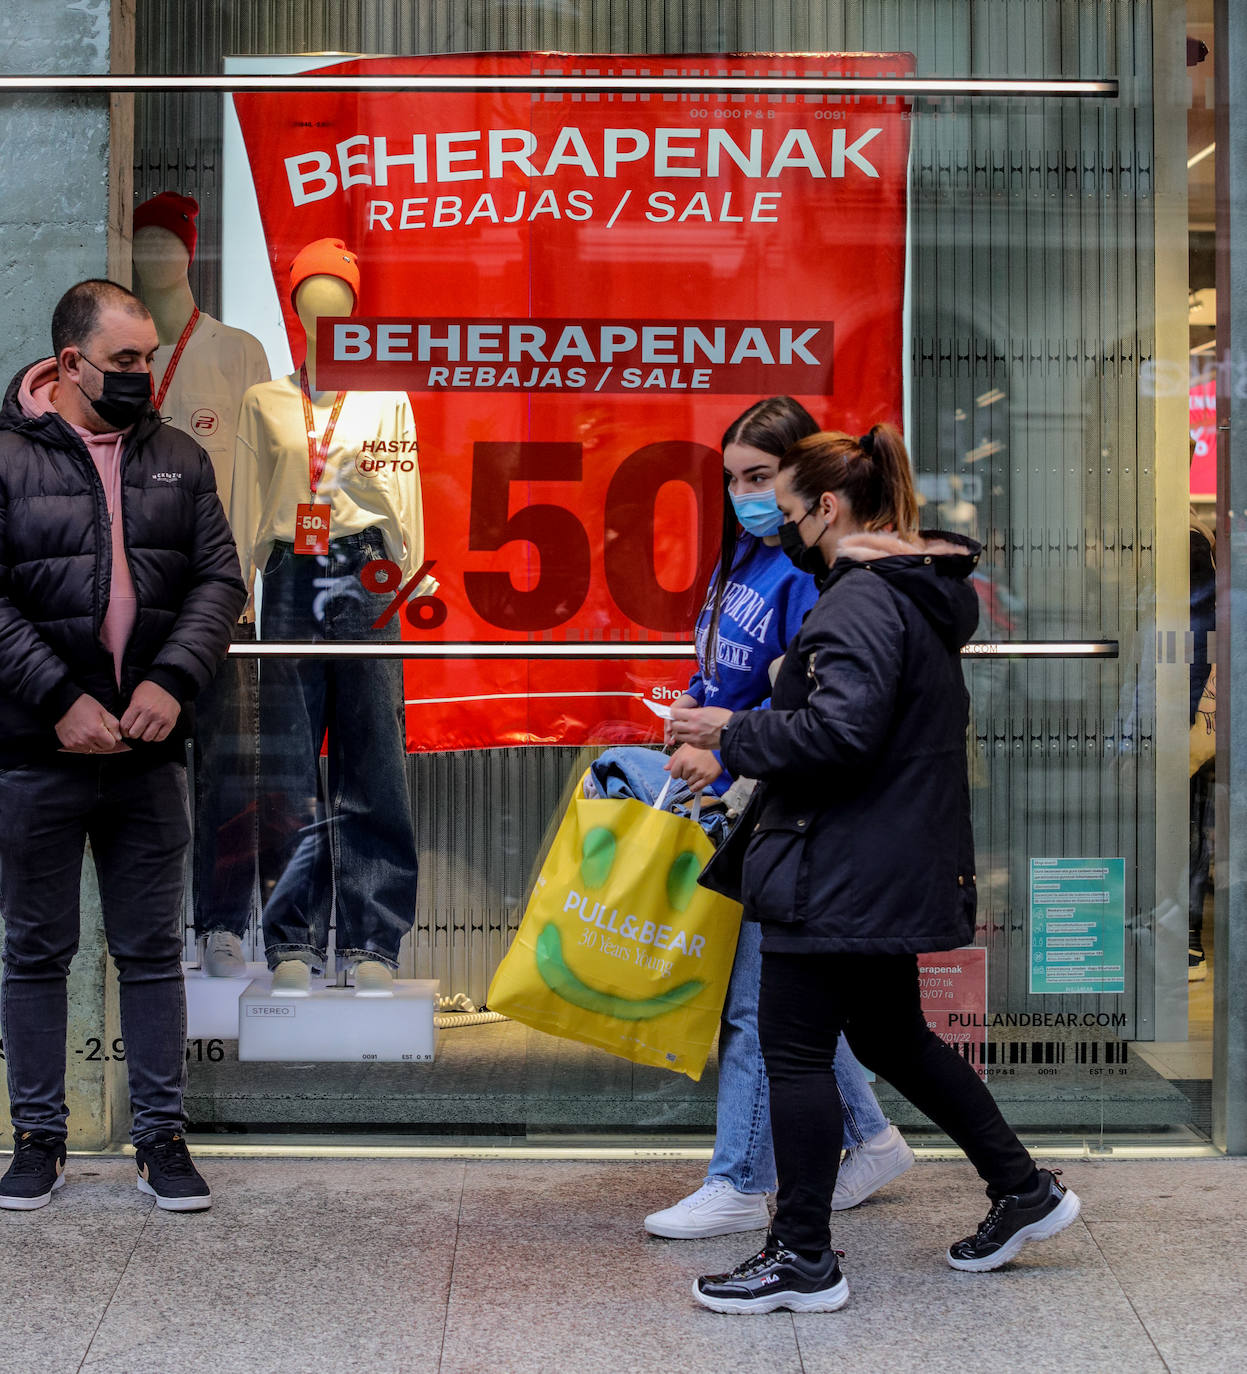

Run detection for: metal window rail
[[0, 75, 1118, 97], [227, 640, 1118, 659]]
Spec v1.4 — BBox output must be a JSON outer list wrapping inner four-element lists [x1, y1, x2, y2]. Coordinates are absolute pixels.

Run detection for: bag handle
[[654, 776, 703, 824]]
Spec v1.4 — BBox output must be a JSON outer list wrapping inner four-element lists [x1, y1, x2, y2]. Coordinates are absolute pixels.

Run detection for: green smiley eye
[[666, 851, 702, 912], [580, 827, 616, 887]]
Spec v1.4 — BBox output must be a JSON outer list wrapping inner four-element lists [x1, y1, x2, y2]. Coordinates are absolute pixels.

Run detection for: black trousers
[[758, 949, 1036, 1253]]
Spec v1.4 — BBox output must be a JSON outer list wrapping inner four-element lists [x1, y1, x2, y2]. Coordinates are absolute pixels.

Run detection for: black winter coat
[[701, 529, 982, 955], [0, 361, 247, 765]]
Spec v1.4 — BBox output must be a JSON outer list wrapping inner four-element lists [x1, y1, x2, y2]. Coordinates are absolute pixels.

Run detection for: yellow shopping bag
[[488, 774, 743, 1080]]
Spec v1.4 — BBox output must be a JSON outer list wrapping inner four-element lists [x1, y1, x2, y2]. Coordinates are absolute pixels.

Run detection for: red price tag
[[294, 502, 332, 555]]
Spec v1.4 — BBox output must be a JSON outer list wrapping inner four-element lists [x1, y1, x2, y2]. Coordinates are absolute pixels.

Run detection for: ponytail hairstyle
[[703, 396, 820, 679], [779, 423, 919, 537]]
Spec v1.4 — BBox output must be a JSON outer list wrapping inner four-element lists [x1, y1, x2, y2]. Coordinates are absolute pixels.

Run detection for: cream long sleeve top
[[152, 312, 270, 521], [229, 375, 424, 606]]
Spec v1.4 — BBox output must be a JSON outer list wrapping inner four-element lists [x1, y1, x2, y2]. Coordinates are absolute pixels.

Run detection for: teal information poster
[[1029, 858, 1126, 995]]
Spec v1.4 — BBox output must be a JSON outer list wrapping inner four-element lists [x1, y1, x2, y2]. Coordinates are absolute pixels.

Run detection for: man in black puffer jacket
[[0, 279, 245, 1213]]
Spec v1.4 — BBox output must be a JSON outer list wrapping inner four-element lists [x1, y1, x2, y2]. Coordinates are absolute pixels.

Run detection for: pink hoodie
[[18, 359, 137, 687]]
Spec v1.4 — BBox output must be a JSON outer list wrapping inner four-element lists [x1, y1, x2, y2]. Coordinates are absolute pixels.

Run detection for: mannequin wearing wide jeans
[[233, 270, 421, 998]]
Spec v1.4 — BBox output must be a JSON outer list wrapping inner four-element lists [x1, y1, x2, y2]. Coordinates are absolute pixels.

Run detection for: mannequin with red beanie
[[132, 192, 271, 978], [230, 239, 423, 997]]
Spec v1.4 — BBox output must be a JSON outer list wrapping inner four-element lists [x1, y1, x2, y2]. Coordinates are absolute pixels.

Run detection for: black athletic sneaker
[[694, 1233, 850, 1314], [0, 1131, 67, 1210], [135, 1131, 212, 1212], [947, 1168, 1080, 1271]]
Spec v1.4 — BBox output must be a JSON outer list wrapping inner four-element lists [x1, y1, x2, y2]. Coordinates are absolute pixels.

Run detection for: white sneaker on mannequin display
[[832, 1124, 916, 1210], [270, 960, 311, 997], [200, 931, 246, 978], [644, 1179, 770, 1238], [352, 960, 395, 997]]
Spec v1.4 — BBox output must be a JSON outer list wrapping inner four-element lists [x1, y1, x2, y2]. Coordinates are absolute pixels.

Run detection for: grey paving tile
[[1071, 1157, 1247, 1224], [439, 1160, 801, 1374], [79, 1159, 465, 1374], [790, 1164, 1166, 1374], [0, 1158, 148, 1374], [1088, 1220, 1247, 1374]]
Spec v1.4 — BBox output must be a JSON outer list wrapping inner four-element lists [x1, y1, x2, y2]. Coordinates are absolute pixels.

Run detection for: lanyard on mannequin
[[153, 307, 200, 410], [299, 362, 347, 499]]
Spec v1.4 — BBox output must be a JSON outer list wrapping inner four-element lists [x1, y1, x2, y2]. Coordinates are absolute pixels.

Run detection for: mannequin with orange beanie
[[132, 191, 271, 978], [230, 239, 422, 997]]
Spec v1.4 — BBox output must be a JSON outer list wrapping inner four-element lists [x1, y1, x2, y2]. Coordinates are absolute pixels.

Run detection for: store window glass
[[19, 0, 1197, 1150]]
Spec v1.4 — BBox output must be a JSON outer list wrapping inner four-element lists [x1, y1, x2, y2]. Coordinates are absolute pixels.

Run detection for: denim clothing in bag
[[0, 757, 191, 1144], [586, 745, 729, 845], [191, 620, 259, 938], [586, 745, 888, 1189], [258, 529, 417, 970]]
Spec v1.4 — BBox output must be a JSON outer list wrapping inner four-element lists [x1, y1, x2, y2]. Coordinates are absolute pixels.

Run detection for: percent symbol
[[360, 558, 447, 630]]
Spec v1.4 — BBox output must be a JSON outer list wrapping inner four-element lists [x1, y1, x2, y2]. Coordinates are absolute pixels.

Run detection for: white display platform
[[237, 978, 439, 1062], [183, 962, 271, 1040]]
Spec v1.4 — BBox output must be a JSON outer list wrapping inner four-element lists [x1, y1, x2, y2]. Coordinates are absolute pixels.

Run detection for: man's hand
[[665, 744, 724, 793], [56, 695, 124, 753], [669, 705, 733, 751], [120, 681, 180, 743]]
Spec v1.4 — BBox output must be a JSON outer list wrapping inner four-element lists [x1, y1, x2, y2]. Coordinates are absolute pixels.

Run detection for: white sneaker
[[352, 960, 395, 997], [200, 931, 246, 978], [644, 1179, 770, 1238], [270, 959, 311, 997], [832, 1124, 915, 1211]]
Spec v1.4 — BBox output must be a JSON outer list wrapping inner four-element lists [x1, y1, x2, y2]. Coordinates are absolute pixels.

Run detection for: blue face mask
[[730, 488, 783, 537]]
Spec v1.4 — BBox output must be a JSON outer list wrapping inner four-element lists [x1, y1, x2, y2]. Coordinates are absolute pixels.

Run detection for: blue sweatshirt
[[684, 535, 820, 792]]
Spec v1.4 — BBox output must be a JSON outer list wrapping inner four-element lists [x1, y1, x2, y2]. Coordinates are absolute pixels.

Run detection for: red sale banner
[[232, 52, 912, 750]]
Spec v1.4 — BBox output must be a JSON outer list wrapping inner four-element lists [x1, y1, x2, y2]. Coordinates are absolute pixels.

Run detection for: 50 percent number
[[358, 439, 721, 633]]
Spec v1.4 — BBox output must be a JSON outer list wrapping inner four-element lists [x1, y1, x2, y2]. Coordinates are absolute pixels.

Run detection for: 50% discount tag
[[360, 558, 448, 631]]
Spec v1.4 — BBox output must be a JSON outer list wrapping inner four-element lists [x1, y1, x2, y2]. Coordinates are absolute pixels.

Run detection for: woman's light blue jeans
[[587, 746, 890, 1194]]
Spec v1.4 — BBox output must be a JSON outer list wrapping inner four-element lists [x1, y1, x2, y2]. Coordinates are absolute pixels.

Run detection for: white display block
[[183, 962, 271, 1040], [237, 978, 439, 1063]]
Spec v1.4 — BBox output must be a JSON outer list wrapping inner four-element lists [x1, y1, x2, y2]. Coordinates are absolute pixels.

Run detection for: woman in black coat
[[669, 425, 1081, 1314]]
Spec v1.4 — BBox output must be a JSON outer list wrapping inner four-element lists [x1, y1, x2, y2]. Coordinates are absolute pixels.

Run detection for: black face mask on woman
[[77, 354, 153, 429], [778, 504, 829, 576]]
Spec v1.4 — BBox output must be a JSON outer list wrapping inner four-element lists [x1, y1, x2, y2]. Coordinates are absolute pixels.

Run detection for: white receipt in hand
[[639, 697, 672, 719]]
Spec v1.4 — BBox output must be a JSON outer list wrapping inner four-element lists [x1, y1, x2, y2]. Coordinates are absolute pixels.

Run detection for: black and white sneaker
[[0, 1131, 67, 1210], [693, 1233, 849, 1314], [135, 1131, 212, 1212], [947, 1168, 1080, 1271]]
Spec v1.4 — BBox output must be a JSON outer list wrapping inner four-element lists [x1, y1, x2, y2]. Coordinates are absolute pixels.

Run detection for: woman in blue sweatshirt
[[591, 397, 913, 1240]]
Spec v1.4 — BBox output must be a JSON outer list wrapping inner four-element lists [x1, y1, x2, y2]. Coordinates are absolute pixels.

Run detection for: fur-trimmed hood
[[820, 527, 983, 652]]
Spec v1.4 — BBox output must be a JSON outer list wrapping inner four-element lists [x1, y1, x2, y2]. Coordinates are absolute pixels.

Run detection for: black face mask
[[778, 506, 828, 576], [77, 354, 153, 429]]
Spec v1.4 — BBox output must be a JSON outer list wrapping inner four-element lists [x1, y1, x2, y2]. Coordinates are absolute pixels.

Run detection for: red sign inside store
[[233, 51, 913, 750]]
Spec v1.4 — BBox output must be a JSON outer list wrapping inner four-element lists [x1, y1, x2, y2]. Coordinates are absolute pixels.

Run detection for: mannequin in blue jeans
[[591, 398, 913, 1241]]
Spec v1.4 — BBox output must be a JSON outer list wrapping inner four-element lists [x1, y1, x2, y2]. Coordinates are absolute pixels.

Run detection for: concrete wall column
[[0, 0, 134, 1150], [1213, 0, 1247, 1154]]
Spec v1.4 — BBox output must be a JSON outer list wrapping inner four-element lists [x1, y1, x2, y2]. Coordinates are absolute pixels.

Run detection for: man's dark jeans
[[258, 530, 418, 971], [0, 755, 190, 1144]]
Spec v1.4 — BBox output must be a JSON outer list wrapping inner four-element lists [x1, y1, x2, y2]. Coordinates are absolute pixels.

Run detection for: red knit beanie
[[133, 192, 199, 263], [289, 238, 360, 307]]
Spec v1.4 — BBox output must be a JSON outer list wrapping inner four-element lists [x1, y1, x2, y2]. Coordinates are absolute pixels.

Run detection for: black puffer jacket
[[701, 529, 982, 955], [0, 361, 247, 765]]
